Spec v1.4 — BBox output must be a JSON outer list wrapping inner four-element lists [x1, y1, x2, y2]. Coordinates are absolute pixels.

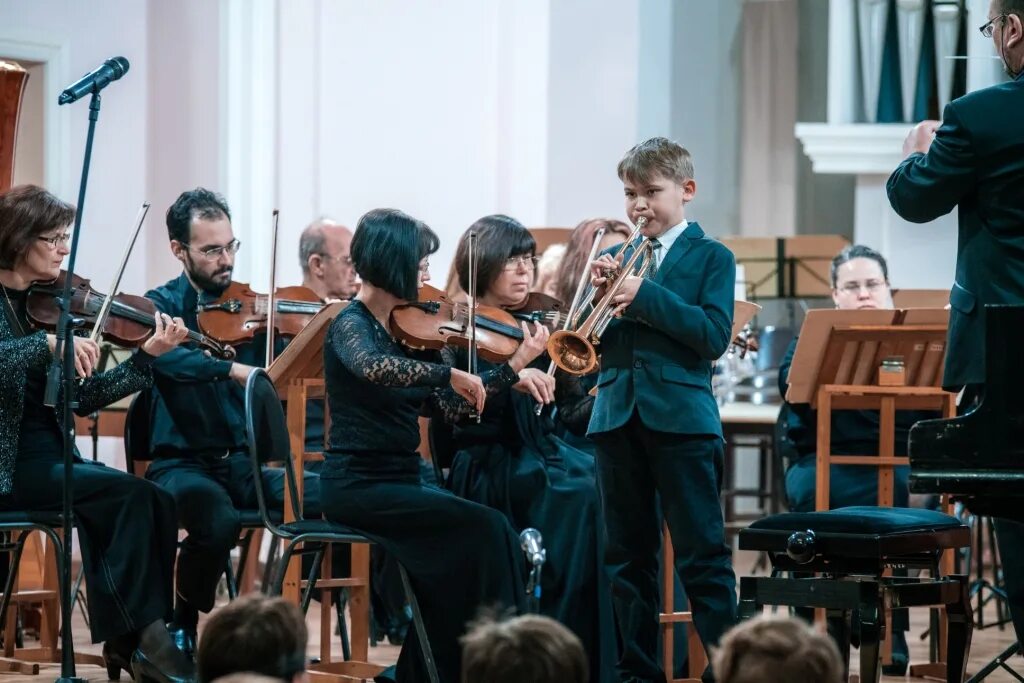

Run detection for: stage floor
[[3, 549, 1020, 682]]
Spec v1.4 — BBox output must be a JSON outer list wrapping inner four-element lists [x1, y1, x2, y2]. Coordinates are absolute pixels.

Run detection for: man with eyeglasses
[[775, 245, 940, 674], [298, 217, 358, 302], [143, 188, 324, 658], [887, 0, 1024, 650]]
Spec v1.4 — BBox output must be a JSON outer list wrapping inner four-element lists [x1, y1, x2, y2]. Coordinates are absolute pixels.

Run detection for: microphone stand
[[44, 90, 102, 683]]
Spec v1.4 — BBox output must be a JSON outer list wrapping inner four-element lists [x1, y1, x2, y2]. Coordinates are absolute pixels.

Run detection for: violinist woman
[[441, 215, 616, 683], [0, 185, 193, 682], [320, 208, 526, 683]]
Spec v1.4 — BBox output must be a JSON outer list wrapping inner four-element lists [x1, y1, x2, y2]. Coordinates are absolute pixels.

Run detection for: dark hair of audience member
[[196, 594, 308, 683], [460, 611, 588, 683], [712, 615, 843, 683]]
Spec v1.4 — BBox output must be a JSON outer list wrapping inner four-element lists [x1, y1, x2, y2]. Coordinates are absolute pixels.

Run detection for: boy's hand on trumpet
[[590, 253, 619, 288], [609, 275, 643, 316]]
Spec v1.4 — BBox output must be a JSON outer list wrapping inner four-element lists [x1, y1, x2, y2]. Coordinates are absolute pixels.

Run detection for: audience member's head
[[197, 595, 308, 683], [460, 612, 587, 683], [211, 675, 286, 683], [712, 615, 844, 683], [830, 243, 894, 310]]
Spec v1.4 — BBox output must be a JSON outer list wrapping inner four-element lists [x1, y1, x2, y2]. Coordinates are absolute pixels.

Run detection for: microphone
[[519, 528, 546, 567], [58, 57, 130, 105]]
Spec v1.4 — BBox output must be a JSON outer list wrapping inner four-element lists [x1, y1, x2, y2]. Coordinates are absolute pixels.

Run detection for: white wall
[[145, 0, 223, 286], [0, 0, 150, 296], [670, 0, 744, 237]]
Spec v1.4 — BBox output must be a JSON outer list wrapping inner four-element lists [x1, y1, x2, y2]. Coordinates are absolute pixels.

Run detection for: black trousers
[[146, 452, 321, 613], [594, 412, 737, 683], [320, 453, 526, 683], [2, 457, 177, 643]]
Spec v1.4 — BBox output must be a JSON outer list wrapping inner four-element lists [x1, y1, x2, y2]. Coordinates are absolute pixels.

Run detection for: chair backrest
[[245, 369, 302, 529], [124, 389, 153, 476]]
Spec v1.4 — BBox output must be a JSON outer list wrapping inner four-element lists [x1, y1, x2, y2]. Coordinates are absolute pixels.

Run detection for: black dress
[[0, 287, 177, 644], [445, 353, 617, 683], [320, 300, 526, 683]]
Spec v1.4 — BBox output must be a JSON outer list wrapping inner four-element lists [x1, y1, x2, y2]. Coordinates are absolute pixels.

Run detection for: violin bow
[[534, 226, 606, 416], [467, 231, 480, 423], [265, 209, 280, 367], [90, 202, 151, 343]]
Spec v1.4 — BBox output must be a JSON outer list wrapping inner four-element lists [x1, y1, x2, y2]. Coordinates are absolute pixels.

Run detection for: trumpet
[[547, 217, 654, 375]]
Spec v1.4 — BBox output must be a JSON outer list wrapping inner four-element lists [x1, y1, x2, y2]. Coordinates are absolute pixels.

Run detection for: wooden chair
[[659, 524, 707, 682]]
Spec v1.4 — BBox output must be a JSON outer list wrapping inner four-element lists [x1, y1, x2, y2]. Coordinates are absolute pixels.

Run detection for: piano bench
[[738, 507, 972, 683]]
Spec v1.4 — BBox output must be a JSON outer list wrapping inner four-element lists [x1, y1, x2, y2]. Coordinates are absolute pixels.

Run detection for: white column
[[220, 0, 279, 287]]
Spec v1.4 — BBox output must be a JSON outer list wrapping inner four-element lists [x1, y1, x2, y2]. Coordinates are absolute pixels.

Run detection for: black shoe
[[130, 648, 196, 683], [102, 642, 135, 681], [166, 624, 197, 660]]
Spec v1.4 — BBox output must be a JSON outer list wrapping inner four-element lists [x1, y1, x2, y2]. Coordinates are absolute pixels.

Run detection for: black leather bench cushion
[[748, 506, 963, 536]]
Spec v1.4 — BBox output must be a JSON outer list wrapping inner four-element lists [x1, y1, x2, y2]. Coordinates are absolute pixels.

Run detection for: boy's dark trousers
[[595, 410, 737, 683]]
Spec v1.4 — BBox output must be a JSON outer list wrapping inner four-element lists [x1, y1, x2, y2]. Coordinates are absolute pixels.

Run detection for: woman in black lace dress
[[0, 185, 193, 682], [319, 208, 527, 683], [441, 215, 617, 683]]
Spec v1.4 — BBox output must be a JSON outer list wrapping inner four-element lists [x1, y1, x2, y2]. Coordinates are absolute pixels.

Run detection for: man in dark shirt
[[145, 188, 322, 654]]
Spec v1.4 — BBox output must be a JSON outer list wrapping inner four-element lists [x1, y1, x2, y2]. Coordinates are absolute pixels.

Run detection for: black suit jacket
[[886, 71, 1024, 389], [587, 221, 735, 437]]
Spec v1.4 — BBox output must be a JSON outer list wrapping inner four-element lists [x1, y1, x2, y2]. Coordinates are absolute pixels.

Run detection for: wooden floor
[[2, 550, 1020, 682]]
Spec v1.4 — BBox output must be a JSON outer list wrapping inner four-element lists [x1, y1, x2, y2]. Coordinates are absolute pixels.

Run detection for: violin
[[507, 291, 567, 333], [26, 271, 235, 359], [196, 281, 324, 345], [390, 284, 524, 363]]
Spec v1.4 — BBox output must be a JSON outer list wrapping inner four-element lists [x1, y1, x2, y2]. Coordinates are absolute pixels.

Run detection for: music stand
[[787, 307, 957, 678]]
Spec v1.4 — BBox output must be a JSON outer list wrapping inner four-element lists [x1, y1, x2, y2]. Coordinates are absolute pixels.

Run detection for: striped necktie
[[647, 239, 662, 279]]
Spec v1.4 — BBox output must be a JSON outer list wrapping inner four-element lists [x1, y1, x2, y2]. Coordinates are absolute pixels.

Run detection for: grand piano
[[908, 304, 1024, 520]]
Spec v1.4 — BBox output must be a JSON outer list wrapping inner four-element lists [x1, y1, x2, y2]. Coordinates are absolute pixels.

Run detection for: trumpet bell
[[547, 329, 599, 376]]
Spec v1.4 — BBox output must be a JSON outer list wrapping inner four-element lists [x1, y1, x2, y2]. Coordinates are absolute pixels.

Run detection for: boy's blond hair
[[712, 616, 844, 683], [617, 136, 695, 186], [460, 612, 587, 683]]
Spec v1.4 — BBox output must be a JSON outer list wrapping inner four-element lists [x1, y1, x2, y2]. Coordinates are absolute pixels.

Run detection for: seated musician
[[441, 215, 616, 683], [320, 207, 526, 683], [778, 244, 939, 674], [0, 185, 193, 682], [298, 217, 358, 302], [779, 244, 939, 512], [144, 188, 323, 657], [296, 219, 412, 645]]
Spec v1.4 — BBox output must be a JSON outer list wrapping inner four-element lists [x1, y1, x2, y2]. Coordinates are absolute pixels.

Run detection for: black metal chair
[[738, 506, 973, 683], [124, 390, 266, 599], [244, 369, 439, 683]]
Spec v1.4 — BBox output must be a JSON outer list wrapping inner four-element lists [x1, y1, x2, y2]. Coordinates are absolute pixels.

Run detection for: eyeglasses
[[37, 232, 71, 249], [320, 252, 353, 267], [180, 238, 242, 261], [980, 14, 1007, 38], [838, 280, 887, 294], [504, 255, 539, 271]]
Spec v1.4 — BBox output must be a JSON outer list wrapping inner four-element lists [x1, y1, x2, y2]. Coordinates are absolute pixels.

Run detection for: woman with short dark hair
[[442, 215, 616, 683], [0, 185, 193, 682], [320, 208, 528, 683]]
